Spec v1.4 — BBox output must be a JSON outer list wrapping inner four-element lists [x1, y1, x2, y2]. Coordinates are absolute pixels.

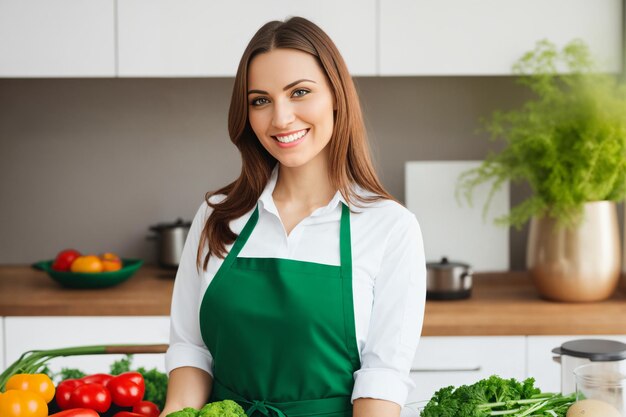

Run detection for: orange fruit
[[70, 255, 104, 273], [100, 252, 122, 272]]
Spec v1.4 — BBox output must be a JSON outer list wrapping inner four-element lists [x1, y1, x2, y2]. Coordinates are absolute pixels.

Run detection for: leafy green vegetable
[[457, 39, 626, 229], [166, 407, 199, 417], [109, 354, 133, 375], [420, 375, 575, 417], [34, 364, 86, 383], [109, 354, 168, 410], [198, 400, 246, 417], [166, 401, 246, 417]]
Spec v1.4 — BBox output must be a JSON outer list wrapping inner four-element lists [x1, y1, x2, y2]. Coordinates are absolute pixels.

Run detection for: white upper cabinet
[[380, 0, 623, 75], [117, 0, 377, 77], [0, 0, 115, 77]]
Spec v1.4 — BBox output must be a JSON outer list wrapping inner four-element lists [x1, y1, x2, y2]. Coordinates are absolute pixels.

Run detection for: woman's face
[[247, 48, 336, 169]]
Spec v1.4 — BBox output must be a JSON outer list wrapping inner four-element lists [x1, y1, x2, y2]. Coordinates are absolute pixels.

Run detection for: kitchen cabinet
[[527, 335, 626, 394], [4, 316, 170, 374], [0, 0, 116, 77], [380, 0, 623, 75], [0, 317, 4, 371], [407, 336, 526, 402], [117, 0, 376, 77]]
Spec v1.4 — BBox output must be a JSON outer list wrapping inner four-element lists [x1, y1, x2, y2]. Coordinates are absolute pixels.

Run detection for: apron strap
[[339, 203, 360, 371], [212, 379, 352, 417], [220, 204, 259, 270]]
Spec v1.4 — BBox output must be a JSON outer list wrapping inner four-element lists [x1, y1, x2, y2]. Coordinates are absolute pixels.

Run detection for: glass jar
[[574, 362, 626, 414]]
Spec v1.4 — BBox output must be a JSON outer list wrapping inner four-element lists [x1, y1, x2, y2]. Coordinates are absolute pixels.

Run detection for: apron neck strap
[[339, 203, 352, 271]]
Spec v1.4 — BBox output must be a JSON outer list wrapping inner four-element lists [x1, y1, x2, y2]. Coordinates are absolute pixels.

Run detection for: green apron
[[199, 203, 361, 417]]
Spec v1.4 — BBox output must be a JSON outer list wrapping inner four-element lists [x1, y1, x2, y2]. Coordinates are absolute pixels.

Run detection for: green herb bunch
[[420, 375, 575, 417], [457, 39, 626, 229]]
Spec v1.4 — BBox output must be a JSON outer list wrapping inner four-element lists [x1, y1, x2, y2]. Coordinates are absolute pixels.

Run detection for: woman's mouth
[[272, 129, 309, 148]]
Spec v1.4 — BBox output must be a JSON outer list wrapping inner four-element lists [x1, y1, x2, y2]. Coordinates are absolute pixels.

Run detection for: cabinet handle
[[410, 365, 482, 373]]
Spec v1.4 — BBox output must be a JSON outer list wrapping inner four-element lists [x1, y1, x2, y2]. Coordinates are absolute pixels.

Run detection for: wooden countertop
[[1, 266, 625, 335]]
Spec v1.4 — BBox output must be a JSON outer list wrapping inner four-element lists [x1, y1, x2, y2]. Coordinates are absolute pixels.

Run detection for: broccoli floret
[[166, 407, 199, 417], [199, 400, 246, 417]]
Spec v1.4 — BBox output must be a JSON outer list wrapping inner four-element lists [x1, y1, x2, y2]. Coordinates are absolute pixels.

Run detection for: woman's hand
[[158, 367, 213, 417], [353, 398, 401, 417]]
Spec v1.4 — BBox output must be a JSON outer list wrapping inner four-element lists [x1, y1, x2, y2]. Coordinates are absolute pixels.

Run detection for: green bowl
[[33, 258, 144, 289]]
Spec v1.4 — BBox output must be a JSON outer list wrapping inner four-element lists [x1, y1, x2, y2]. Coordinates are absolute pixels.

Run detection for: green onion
[[0, 344, 167, 391]]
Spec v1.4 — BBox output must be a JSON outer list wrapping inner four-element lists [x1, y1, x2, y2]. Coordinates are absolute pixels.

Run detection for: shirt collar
[[258, 165, 349, 217]]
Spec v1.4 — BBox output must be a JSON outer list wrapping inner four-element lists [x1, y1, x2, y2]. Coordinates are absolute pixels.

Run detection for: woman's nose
[[271, 100, 296, 129]]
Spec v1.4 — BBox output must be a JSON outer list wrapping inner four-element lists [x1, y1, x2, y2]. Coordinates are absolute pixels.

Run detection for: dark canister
[[426, 257, 473, 300]]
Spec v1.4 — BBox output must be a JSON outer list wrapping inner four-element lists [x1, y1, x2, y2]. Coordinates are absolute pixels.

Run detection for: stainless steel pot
[[426, 257, 473, 300], [552, 339, 626, 395], [147, 218, 191, 269]]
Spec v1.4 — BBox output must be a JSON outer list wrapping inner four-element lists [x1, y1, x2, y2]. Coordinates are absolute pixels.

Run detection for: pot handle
[[552, 356, 562, 364], [146, 234, 158, 241]]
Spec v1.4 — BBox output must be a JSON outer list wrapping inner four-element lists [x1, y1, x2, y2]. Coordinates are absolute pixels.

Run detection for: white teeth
[[275, 129, 307, 143]]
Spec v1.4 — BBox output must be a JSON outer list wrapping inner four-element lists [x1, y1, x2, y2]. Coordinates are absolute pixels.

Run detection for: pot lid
[[149, 218, 191, 230], [426, 257, 470, 269], [552, 339, 626, 361]]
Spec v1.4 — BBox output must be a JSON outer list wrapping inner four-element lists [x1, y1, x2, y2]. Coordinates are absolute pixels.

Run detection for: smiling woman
[[160, 16, 427, 417]]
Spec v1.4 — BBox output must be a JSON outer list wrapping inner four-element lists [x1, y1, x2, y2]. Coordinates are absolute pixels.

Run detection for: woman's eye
[[292, 89, 309, 98], [250, 97, 269, 106]]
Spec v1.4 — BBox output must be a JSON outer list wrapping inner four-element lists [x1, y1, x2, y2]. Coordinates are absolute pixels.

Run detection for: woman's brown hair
[[197, 16, 395, 270]]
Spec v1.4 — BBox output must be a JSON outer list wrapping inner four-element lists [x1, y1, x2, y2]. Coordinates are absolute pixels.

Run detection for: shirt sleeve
[[164, 201, 214, 377], [351, 211, 426, 407]]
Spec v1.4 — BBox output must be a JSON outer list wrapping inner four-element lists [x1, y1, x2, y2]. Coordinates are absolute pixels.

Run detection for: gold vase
[[526, 201, 621, 302]]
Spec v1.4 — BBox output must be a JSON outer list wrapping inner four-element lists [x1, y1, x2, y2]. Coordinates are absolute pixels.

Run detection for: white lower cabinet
[[407, 336, 526, 403], [0, 317, 5, 371], [527, 335, 626, 394], [4, 316, 170, 375]]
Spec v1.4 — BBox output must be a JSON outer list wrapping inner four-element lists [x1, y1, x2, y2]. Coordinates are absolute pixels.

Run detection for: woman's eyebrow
[[247, 79, 317, 95]]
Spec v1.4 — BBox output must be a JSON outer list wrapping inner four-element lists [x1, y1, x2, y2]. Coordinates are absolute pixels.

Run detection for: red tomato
[[132, 400, 160, 417], [55, 379, 84, 410], [113, 412, 146, 417], [107, 372, 145, 407], [69, 383, 111, 413], [81, 373, 114, 387], [52, 249, 82, 271], [49, 409, 100, 417]]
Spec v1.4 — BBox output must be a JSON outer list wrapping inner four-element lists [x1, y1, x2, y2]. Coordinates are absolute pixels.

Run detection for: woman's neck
[[272, 157, 336, 210]]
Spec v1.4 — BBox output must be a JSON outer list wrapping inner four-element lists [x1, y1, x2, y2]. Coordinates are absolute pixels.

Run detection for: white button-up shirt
[[165, 167, 427, 407]]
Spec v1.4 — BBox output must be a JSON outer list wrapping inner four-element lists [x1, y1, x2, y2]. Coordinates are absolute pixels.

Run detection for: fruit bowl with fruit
[[33, 249, 144, 289]]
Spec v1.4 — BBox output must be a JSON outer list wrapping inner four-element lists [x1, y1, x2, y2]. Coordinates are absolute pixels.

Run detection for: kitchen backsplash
[[1, 77, 622, 268]]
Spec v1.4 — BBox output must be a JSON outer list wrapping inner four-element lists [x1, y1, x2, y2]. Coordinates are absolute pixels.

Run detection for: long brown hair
[[197, 16, 394, 270]]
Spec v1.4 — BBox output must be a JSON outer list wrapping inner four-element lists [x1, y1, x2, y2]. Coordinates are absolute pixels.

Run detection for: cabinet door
[[380, 0, 622, 75], [0, 317, 4, 371], [527, 335, 626, 393], [407, 336, 526, 403], [0, 0, 115, 77], [5, 316, 170, 374], [117, 0, 376, 77]]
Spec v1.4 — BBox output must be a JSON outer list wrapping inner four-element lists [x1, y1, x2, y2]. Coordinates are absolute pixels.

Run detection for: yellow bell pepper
[[6, 374, 55, 403], [0, 389, 48, 417]]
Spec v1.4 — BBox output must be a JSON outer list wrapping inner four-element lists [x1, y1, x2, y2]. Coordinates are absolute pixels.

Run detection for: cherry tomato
[[69, 383, 111, 413], [5, 373, 56, 403], [0, 389, 48, 417], [107, 372, 145, 407], [49, 409, 99, 417], [132, 400, 160, 417], [81, 373, 114, 387], [51, 249, 82, 271], [55, 379, 83, 410]]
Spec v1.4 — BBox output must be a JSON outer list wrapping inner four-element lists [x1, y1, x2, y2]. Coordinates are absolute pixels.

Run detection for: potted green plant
[[457, 39, 626, 301]]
